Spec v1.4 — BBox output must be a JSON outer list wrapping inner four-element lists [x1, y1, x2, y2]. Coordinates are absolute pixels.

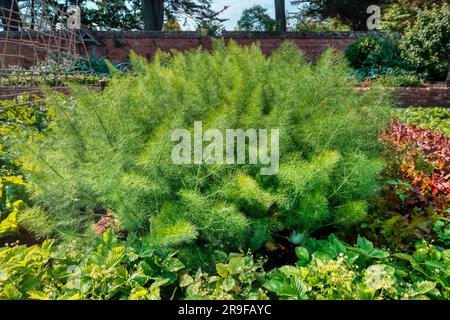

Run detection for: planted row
[[1, 230, 448, 300]]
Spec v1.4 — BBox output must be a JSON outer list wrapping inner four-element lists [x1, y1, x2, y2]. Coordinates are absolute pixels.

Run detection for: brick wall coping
[[222, 31, 388, 39], [0, 30, 388, 40], [0, 30, 203, 39], [91, 31, 203, 39]]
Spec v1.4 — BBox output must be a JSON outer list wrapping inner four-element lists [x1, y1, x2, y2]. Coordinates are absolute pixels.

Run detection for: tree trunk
[[446, 67, 450, 87], [142, 0, 164, 31], [274, 0, 286, 32], [0, 0, 22, 31]]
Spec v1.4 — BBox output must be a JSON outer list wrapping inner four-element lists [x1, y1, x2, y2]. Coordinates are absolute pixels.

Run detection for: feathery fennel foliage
[[18, 41, 392, 266]]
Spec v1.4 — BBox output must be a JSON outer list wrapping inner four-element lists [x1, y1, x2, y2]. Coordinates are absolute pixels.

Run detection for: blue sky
[[210, 0, 298, 30]]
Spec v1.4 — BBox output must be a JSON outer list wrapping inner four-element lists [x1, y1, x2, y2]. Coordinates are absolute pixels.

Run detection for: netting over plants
[[0, 0, 91, 99]]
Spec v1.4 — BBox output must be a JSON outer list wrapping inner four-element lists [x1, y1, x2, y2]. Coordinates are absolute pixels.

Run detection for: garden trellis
[[0, 0, 92, 100]]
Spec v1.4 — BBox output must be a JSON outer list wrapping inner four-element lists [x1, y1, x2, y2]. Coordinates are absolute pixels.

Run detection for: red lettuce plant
[[383, 122, 450, 208], [366, 122, 450, 249]]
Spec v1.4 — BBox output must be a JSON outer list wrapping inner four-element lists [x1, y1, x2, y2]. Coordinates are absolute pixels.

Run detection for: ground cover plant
[[1, 230, 448, 300], [0, 230, 185, 300], [12, 41, 392, 269]]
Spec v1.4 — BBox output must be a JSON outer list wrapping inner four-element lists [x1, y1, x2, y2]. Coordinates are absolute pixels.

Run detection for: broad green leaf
[[216, 263, 228, 278], [28, 291, 50, 300], [0, 210, 18, 238], [179, 274, 194, 287], [295, 247, 310, 267], [228, 257, 245, 275], [412, 281, 436, 295], [222, 278, 236, 292], [353, 236, 390, 260]]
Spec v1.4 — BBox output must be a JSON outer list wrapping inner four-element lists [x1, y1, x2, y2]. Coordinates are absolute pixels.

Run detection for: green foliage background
[[400, 5, 450, 81]]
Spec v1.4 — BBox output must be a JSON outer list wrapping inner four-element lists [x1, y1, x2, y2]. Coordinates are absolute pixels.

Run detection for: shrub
[[17, 41, 391, 267], [345, 34, 406, 74], [373, 69, 423, 87], [400, 5, 450, 82]]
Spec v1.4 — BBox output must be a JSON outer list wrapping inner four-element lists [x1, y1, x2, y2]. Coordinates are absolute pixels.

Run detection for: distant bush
[[373, 69, 423, 87], [295, 18, 352, 32], [17, 41, 391, 268], [345, 33, 423, 86], [345, 34, 406, 72], [381, 3, 417, 32]]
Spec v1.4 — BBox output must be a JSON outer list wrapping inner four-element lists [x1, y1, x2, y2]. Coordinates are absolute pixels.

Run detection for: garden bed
[[0, 84, 106, 100], [0, 43, 449, 301]]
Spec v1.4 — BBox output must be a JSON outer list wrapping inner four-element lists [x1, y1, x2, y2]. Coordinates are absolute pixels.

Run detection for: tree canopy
[[236, 5, 276, 32], [291, 0, 388, 31], [381, 0, 450, 31], [291, 0, 450, 31], [0, 0, 227, 31]]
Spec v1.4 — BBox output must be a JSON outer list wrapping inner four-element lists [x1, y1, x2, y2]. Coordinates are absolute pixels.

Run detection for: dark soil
[[256, 233, 298, 270], [0, 229, 41, 247]]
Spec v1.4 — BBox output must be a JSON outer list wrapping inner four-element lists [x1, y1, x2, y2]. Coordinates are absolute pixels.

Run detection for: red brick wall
[[222, 32, 359, 60], [0, 31, 382, 64], [397, 87, 450, 108], [85, 31, 369, 63], [85, 31, 210, 63]]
